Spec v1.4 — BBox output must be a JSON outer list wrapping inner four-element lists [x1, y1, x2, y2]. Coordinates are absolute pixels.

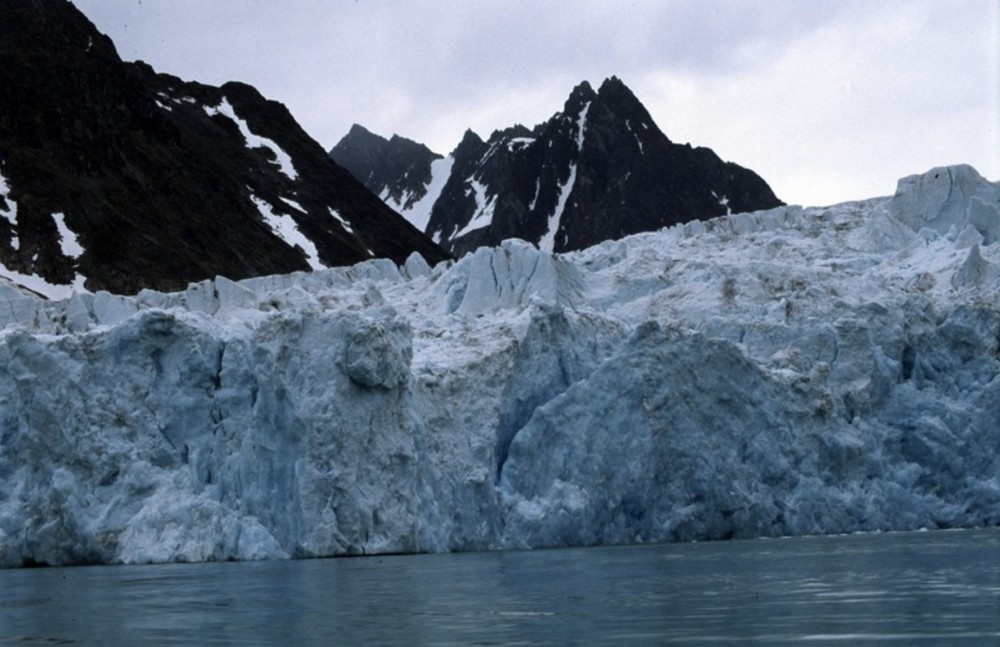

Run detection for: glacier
[[0, 164, 998, 567]]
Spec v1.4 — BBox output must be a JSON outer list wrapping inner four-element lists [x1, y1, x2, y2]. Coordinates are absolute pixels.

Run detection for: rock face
[[0, 165, 999, 567], [0, 0, 448, 297], [330, 77, 783, 256], [331, 125, 445, 217]]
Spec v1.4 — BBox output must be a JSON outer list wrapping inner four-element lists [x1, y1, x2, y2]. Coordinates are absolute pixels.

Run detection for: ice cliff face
[[1, 164, 998, 567]]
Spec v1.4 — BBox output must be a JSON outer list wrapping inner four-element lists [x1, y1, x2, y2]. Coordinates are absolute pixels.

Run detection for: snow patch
[[52, 213, 84, 260], [575, 102, 591, 151], [250, 195, 323, 270], [453, 178, 496, 239], [506, 137, 535, 152], [528, 178, 542, 212], [401, 156, 454, 234], [712, 191, 733, 216], [536, 102, 589, 252], [0, 169, 18, 250], [625, 119, 644, 153], [0, 267, 88, 301], [329, 207, 354, 234], [205, 98, 299, 181], [539, 164, 577, 253], [279, 197, 307, 213]]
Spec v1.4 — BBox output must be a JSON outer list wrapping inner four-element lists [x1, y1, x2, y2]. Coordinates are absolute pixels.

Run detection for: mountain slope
[[331, 77, 783, 256], [0, 0, 448, 297]]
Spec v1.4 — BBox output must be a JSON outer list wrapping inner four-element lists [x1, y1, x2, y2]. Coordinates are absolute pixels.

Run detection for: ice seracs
[[888, 164, 1000, 239], [0, 165, 998, 567]]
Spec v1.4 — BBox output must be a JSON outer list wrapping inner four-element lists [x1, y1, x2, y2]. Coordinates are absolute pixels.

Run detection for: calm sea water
[[0, 529, 997, 645]]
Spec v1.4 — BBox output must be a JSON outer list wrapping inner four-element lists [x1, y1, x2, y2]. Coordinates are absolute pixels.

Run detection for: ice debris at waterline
[[1, 164, 999, 567]]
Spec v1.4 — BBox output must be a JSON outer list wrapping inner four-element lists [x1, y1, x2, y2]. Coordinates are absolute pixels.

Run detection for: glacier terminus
[[0, 164, 999, 567]]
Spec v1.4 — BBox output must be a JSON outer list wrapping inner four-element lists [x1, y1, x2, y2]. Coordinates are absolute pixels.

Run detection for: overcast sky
[[73, 0, 998, 207]]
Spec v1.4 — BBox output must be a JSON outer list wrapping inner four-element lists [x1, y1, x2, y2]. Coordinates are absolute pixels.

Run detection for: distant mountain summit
[[332, 125, 445, 216], [331, 77, 783, 256], [0, 0, 447, 296]]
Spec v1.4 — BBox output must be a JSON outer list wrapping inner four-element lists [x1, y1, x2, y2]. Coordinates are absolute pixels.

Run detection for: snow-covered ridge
[[0, 165, 998, 567]]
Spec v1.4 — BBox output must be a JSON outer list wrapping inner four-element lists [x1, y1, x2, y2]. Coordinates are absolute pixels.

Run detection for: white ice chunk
[[889, 165, 1000, 239], [92, 290, 138, 326]]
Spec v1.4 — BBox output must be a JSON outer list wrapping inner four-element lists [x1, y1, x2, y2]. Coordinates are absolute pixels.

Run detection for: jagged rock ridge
[[331, 77, 783, 256], [0, 0, 448, 297]]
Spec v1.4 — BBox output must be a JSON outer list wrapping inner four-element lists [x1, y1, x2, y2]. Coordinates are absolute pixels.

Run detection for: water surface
[[1, 528, 998, 644]]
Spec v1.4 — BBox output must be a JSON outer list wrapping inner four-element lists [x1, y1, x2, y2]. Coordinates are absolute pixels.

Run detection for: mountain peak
[[347, 123, 379, 138], [597, 76, 639, 105], [459, 128, 483, 145], [591, 76, 658, 137], [334, 77, 783, 257], [598, 75, 626, 92], [601, 75, 622, 85], [563, 80, 598, 116], [570, 79, 597, 99], [330, 125, 446, 215], [0, 0, 448, 295]]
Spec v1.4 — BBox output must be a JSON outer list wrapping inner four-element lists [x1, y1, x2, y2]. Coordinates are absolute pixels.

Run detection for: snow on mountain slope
[[0, 164, 998, 567], [0, 1, 449, 296], [331, 78, 784, 258], [403, 156, 454, 234]]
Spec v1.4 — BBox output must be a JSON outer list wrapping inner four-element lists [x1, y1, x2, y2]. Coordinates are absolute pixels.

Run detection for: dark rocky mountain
[[0, 0, 448, 296], [331, 77, 784, 257], [332, 125, 444, 213]]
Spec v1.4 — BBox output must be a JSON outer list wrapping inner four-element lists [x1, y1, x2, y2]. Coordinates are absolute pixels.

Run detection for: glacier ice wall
[[1, 166, 999, 567]]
